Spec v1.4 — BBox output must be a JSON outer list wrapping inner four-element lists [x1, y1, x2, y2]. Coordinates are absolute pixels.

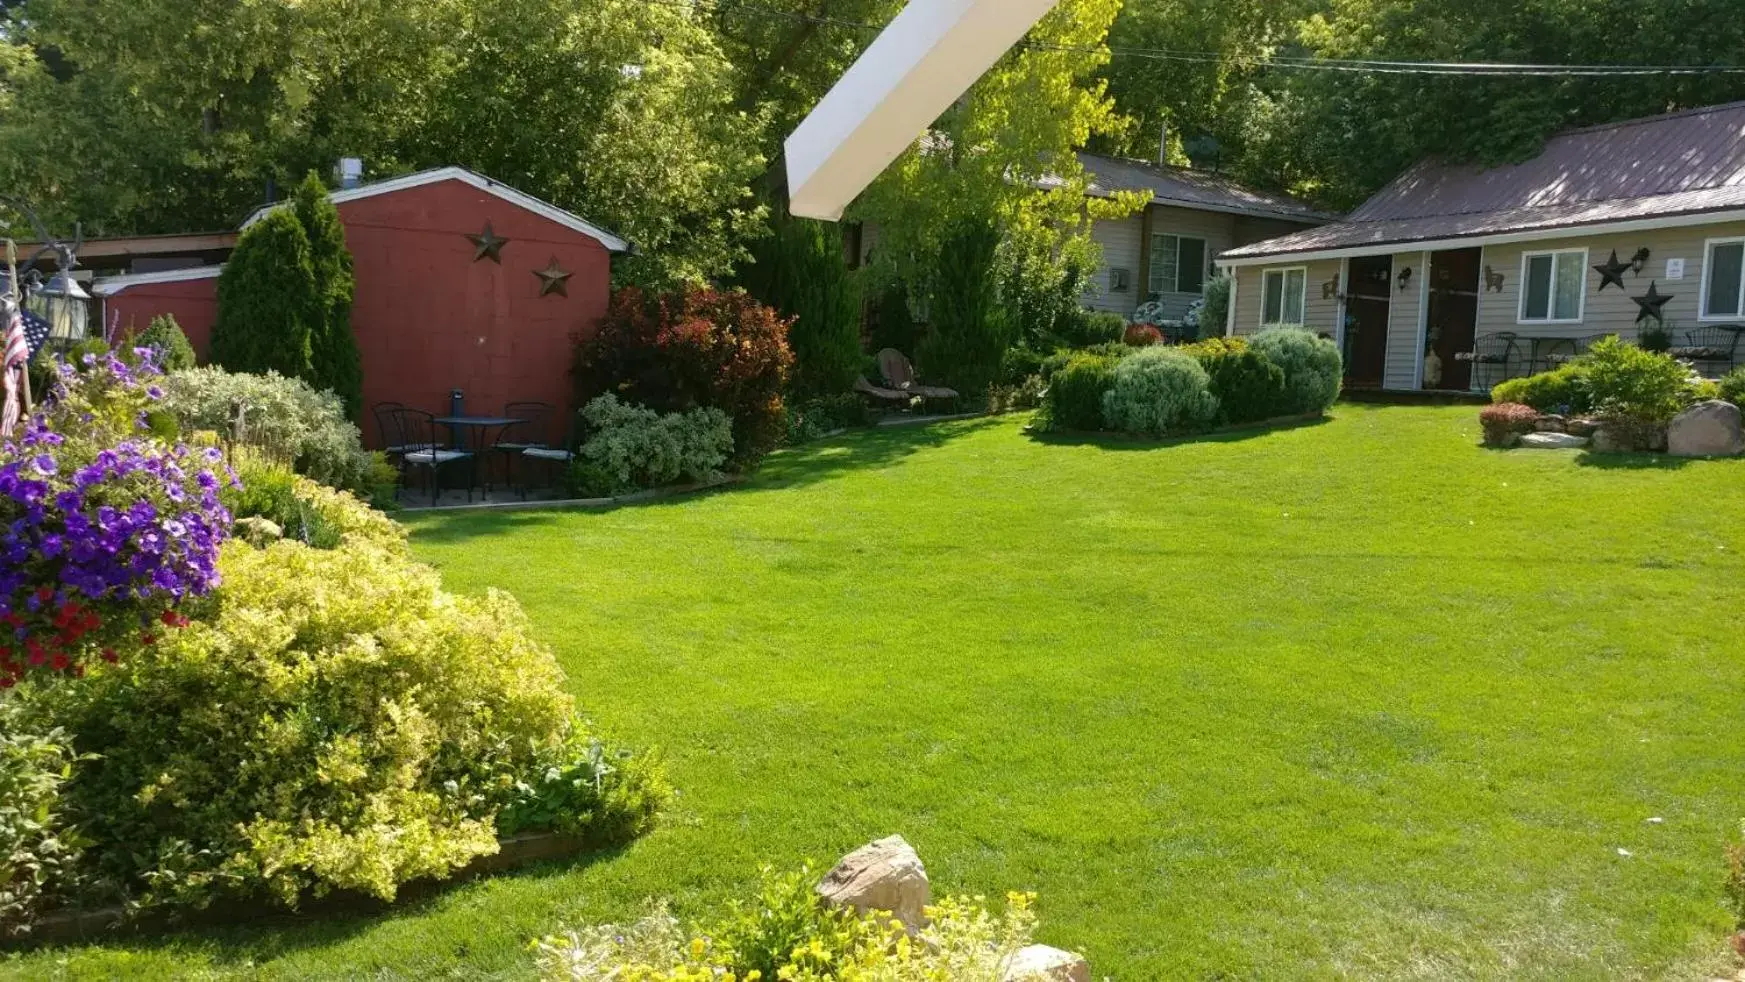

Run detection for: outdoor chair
[[1669, 325, 1745, 376], [1549, 334, 1607, 367], [493, 400, 552, 491], [521, 409, 582, 499], [876, 348, 959, 407], [1524, 337, 1577, 376], [372, 401, 409, 455], [383, 407, 475, 505], [1456, 332, 1522, 392], [853, 375, 914, 409]]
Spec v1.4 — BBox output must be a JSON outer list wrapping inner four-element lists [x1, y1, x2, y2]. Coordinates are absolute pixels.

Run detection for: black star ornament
[[533, 257, 572, 298], [466, 222, 509, 263], [1592, 250, 1632, 292], [1632, 281, 1673, 323]]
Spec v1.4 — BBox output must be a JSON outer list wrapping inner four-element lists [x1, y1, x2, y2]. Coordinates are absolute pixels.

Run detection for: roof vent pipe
[[1158, 123, 1168, 167], [338, 157, 364, 190]]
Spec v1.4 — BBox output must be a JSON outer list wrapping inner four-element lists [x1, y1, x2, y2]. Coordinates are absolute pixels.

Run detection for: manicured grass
[[8, 403, 1745, 980]]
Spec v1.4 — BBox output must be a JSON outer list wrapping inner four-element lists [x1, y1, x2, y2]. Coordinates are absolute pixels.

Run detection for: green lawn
[[8, 403, 1745, 980]]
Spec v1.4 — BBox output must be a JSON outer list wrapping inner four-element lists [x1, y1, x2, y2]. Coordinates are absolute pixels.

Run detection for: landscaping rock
[[1003, 945, 1091, 982], [1517, 431, 1589, 449], [1566, 418, 1601, 437], [817, 835, 930, 931], [1533, 414, 1568, 433], [1667, 400, 1744, 457], [234, 516, 283, 543], [1592, 422, 1666, 453]]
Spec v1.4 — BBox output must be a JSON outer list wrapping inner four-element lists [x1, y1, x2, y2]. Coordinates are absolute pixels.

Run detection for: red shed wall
[[338, 180, 611, 448], [102, 278, 219, 353]]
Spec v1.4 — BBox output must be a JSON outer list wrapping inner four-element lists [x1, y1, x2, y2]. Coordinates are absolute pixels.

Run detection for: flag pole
[[3, 238, 29, 418]]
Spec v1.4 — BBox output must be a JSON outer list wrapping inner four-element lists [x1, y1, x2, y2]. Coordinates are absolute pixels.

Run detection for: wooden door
[[1344, 255, 1392, 387], [1426, 248, 1481, 391]]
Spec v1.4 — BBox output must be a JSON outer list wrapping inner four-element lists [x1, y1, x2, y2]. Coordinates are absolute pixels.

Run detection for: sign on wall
[[1666, 258, 1686, 280]]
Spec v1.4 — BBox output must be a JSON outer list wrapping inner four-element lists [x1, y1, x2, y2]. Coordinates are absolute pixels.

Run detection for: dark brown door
[[1344, 255, 1392, 387], [1426, 248, 1481, 391]]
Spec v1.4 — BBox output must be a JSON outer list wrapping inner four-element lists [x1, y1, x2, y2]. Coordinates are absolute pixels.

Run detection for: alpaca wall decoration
[[1483, 265, 1505, 293]]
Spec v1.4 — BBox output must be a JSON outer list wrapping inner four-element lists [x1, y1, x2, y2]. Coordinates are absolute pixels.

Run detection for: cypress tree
[[211, 208, 317, 380], [735, 212, 862, 399], [293, 173, 362, 418]]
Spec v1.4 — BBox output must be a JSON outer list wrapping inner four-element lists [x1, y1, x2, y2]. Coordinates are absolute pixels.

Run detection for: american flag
[[2, 300, 47, 438]]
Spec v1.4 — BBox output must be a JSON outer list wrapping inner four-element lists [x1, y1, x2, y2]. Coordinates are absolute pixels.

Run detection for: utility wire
[[657, 0, 1745, 77]]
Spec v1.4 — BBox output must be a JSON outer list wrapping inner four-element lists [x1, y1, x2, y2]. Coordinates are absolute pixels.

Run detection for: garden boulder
[[1003, 944, 1092, 982], [1518, 431, 1588, 449], [1667, 400, 1744, 457], [817, 835, 930, 931]]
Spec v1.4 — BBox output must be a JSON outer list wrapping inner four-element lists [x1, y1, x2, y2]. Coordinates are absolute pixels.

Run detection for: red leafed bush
[[575, 287, 795, 469], [1479, 402, 1541, 447], [1124, 323, 1163, 347]]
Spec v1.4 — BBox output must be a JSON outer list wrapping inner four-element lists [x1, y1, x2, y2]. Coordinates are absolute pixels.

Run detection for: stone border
[[406, 475, 744, 514], [6, 832, 591, 946]]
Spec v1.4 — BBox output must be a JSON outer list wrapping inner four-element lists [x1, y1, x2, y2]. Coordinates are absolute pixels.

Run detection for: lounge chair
[[854, 376, 913, 407], [875, 348, 959, 402]]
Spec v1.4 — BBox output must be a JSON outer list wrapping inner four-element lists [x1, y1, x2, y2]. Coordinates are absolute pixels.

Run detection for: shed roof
[[1223, 101, 1745, 264], [1045, 153, 1333, 223]]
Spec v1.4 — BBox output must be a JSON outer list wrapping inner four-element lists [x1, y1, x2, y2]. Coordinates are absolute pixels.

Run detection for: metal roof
[[1223, 101, 1745, 263], [1042, 153, 1334, 223]]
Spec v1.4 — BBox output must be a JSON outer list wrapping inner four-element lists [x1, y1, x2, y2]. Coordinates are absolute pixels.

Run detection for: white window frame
[[1149, 234, 1209, 296], [1259, 266, 1308, 328], [1699, 236, 1745, 321], [1516, 248, 1588, 325]]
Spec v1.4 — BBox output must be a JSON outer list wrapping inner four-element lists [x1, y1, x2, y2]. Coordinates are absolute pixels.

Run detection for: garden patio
[[7, 403, 1743, 980]]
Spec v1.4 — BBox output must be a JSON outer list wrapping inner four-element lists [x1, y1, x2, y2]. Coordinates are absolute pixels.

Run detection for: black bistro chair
[[372, 401, 408, 455], [521, 410, 583, 499], [1456, 332, 1523, 392], [492, 401, 552, 490], [1525, 337, 1577, 376], [383, 407, 475, 505], [1669, 325, 1745, 376]]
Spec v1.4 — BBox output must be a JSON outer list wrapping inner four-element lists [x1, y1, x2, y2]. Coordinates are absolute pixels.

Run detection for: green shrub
[[222, 451, 404, 551], [1187, 336, 1287, 424], [130, 314, 197, 371], [1715, 367, 1745, 406], [1582, 335, 1702, 423], [868, 283, 923, 359], [211, 207, 317, 382], [292, 172, 363, 419], [1102, 347, 1220, 436], [1040, 352, 1120, 431], [1200, 276, 1232, 338], [735, 212, 862, 399], [785, 394, 872, 445], [1251, 327, 1342, 415], [918, 219, 1012, 395], [1063, 310, 1128, 348], [579, 394, 734, 493], [1491, 362, 1593, 414], [0, 704, 83, 936], [161, 366, 387, 497], [7, 535, 666, 912]]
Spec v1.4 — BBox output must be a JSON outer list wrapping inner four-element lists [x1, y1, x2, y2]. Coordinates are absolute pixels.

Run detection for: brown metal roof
[[1224, 100, 1745, 261], [1041, 152, 1334, 223]]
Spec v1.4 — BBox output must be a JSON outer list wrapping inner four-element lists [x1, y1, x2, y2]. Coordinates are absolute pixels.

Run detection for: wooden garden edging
[[6, 832, 591, 946]]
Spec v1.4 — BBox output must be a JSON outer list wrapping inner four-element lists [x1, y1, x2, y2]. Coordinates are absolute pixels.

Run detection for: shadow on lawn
[[1025, 413, 1331, 451], [1574, 451, 1700, 470], [21, 844, 630, 969]]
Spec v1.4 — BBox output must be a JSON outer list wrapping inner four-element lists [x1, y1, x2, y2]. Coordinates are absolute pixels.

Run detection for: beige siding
[[1085, 213, 1143, 315], [1229, 259, 1344, 337], [1384, 251, 1430, 389], [1476, 220, 1745, 342]]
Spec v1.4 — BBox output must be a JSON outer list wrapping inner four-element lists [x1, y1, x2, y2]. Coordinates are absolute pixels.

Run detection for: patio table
[[434, 415, 525, 492]]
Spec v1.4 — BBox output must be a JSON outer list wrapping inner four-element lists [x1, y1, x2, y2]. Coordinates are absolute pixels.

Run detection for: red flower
[[50, 653, 68, 671], [101, 648, 118, 663]]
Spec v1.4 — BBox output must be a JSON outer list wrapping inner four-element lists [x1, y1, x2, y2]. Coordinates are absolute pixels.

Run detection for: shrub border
[[1025, 409, 1330, 443]]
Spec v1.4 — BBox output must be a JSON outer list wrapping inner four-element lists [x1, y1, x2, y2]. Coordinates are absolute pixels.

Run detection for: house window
[[1518, 249, 1586, 323], [1702, 238, 1745, 319], [1261, 267, 1307, 327], [1149, 234, 1207, 296], [1109, 267, 1132, 294]]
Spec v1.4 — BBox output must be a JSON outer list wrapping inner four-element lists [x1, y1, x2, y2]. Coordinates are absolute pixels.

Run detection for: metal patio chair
[[1669, 325, 1745, 376], [1456, 332, 1522, 392], [522, 410, 582, 498], [384, 406, 475, 505], [1524, 337, 1577, 376], [493, 400, 552, 491]]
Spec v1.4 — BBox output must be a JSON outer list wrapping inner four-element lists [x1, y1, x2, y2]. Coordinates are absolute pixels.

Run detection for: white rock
[[816, 835, 930, 931], [1667, 400, 1744, 457], [1003, 944, 1091, 982], [1518, 431, 1589, 449]]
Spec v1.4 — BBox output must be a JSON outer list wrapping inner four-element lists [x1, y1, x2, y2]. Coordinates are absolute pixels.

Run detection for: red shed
[[96, 168, 628, 448]]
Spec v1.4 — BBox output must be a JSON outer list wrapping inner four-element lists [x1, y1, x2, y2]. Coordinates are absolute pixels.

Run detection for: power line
[[657, 0, 1745, 77]]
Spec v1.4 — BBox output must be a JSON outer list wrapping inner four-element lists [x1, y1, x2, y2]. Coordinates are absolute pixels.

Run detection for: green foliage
[[223, 454, 344, 550], [577, 395, 735, 493], [0, 704, 84, 936], [785, 394, 873, 445], [493, 728, 668, 842], [1491, 362, 1593, 415], [1719, 367, 1745, 406], [868, 283, 923, 359], [130, 314, 196, 371], [292, 172, 363, 419], [1250, 327, 1342, 415], [161, 366, 388, 498], [736, 212, 863, 399], [1068, 311, 1130, 349], [1040, 352, 1121, 431], [1200, 277, 1232, 337], [5, 529, 666, 912], [1003, 250, 1094, 353], [917, 219, 1012, 396], [1187, 337, 1287, 424], [211, 208, 317, 382], [1580, 336, 1703, 424], [575, 287, 794, 470], [1102, 347, 1221, 437], [710, 865, 863, 980]]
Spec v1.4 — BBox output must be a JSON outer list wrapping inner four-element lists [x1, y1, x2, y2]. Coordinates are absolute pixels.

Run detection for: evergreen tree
[[736, 212, 862, 398], [134, 313, 196, 370], [292, 172, 362, 418], [919, 219, 1011, 396], [211, 209, 317, 381]]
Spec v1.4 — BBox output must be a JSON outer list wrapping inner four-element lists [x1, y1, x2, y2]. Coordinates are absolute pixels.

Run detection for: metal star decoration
[[466, 222, 509, 263], [1632, 281, 1673, 323], [533, 257, 572, 297], [1592, 250, 1632, 292]]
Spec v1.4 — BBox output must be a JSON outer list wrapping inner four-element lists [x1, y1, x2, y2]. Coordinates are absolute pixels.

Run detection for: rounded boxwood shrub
[[1250, 327, 1342, 415], [1101, 347, 1220, 436], [131, 314, 197, 371], [1718, 367, 1745, 406], [1187, 337, 1287, 424], [1062, 310, 1128, 348], [1040, 352, 1120, 431]]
